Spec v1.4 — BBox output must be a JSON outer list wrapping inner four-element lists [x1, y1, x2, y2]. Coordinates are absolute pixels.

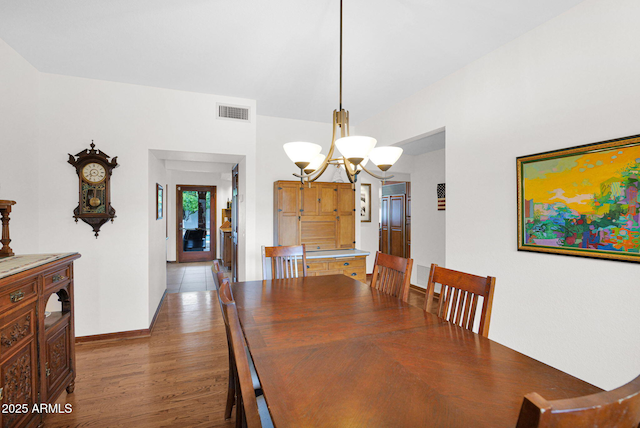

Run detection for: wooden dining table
[[232, 274, 600, 427]]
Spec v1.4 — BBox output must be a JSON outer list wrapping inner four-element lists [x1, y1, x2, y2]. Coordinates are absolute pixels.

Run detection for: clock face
[[82, 163, 107, 183]]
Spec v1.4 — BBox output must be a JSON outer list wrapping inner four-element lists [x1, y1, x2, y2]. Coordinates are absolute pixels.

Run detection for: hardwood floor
[[45, 290, 235, 427], [44, 270, 427, 427]]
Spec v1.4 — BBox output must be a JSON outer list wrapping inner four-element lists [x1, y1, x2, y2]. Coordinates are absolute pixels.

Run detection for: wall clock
[[68, 141, 119, 237]]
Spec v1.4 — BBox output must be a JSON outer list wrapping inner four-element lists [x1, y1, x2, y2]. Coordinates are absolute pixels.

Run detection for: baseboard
[[149, 289, 167, 334], [77, 290, 168, 344], [76, 329, 150, 344], [410, 284, 426, 294]]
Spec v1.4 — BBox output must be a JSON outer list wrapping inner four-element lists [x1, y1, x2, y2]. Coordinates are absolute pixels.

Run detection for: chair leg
[[236, 388, 244, 428], [225, 363, 235, 420]]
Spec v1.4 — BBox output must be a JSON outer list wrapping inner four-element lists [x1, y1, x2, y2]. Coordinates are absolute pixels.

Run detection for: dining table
[[232, 274, 601, 427]]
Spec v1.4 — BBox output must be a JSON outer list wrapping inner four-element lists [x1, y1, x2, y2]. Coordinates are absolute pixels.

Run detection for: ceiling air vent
[[217, 104, 250, 122]]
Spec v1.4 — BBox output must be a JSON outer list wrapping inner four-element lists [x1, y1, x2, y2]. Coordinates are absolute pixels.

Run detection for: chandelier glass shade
[[283, 142, 322, 170], [304, 153, 326, 174], [369, 146, 404, 171], [283, 0, 403, 184], [335, 136, 377, 167]]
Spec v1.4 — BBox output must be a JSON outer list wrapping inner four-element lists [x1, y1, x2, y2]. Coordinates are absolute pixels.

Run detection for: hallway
[[166, 261, 217, 293]]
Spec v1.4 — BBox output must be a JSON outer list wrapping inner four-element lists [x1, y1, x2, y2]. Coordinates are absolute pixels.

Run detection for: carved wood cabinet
[[0, 253, 80, 428]]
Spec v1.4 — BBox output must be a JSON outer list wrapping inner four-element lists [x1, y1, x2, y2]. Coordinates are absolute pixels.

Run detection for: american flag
[[437, 183, 446, 210]]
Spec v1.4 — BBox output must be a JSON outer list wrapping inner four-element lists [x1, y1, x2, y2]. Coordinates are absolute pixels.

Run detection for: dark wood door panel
[[44, 323, 71, 401], [1, 340, 38, 428], [390, 195, 405, 228]]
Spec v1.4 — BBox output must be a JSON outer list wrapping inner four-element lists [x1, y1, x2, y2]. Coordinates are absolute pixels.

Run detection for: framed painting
[[360, 183, 371, 222], [156, 183, 163, 220], [517, 134, 640, 262]]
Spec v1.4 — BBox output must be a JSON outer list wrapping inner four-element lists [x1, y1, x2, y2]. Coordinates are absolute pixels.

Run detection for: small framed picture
[[156, 183, 163, 220], [360, 183, 371, 222]]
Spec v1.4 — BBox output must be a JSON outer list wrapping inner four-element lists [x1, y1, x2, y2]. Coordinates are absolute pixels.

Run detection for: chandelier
[[283, 0, 403, 184]]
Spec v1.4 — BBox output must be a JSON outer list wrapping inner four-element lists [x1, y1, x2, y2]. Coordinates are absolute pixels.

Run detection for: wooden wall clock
[[68, 141, 119, 237]]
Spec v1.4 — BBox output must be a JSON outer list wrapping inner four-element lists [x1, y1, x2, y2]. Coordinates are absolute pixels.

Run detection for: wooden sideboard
[[0, 253, 80, 428], [219, 228, 232, 269], [306, 250, 367, 282], [274, 181, 356, 250]]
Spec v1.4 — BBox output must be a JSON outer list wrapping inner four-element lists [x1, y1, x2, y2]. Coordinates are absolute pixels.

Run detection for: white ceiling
[[396, 131, 445, 156], [150, 149, 243, 164], [0, 0, 585, 124]]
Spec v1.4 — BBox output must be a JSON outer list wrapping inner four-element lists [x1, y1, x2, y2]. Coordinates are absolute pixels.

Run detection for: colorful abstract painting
[[517, 134, 640, 262]]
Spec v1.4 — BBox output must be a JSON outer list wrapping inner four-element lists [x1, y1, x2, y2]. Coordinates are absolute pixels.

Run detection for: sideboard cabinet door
[[0, 339, 38, 428], [43, 321, 72, 403]]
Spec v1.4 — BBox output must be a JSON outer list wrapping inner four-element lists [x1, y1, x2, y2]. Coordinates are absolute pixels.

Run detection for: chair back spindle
[[370, 252, 413, 302], [262, 245, 307, 280], [425, 263, 495, 337]]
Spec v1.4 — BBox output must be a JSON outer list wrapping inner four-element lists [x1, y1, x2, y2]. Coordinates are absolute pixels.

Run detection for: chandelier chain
[[339, 0, 343, 111]]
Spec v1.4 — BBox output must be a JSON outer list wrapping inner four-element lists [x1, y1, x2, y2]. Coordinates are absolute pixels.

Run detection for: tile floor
[[166, 261, 218, 293]]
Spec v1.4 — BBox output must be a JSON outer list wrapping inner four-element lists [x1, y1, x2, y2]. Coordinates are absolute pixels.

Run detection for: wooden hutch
[[273, 181, 367, 282]]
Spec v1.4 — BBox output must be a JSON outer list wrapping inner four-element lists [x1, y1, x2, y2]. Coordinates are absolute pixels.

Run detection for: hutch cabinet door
[[318, 183, 338, 215], [301, 184, 319, 216], [275, 182, 301, 246], [337, 184, 355, 249], [0, 339, 38, 428], [43, 322, 72, 402]]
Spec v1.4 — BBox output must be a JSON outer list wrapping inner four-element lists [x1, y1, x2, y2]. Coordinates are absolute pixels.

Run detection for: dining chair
[[515, 374, 640, 428], [211, 260, 221, 290], [425, 263, 495, 337], [261, 245, 307, 280], [214, 270, 225, 293], [218, 278, 263, 424], [219, 280, 274, 428], [370, 251, 414, 303]]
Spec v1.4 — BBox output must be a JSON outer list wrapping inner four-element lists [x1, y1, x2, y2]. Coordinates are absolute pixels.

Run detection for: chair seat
[[257, 395, 274, 428]]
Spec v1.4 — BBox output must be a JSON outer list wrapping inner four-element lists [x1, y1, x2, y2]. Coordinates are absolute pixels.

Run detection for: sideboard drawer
[[0, 302, 36, 361], [343, 268, 366, 282], [0, 279, 37, 312], [305, 261, 329, 271], [44, 264, 72, 288], [328, 258, 365, 270]]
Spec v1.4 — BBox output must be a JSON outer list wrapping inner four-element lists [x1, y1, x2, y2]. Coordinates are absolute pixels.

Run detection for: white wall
[[255, 115, 419, 274], [166, 169, 232, 261], [357, 0, 640, 389], [411, 149, 445, 286], [0, 39, 40, 254], [35, 72, 256, 336], [148, 152, 167, 324], [255, 115, 343, 248]]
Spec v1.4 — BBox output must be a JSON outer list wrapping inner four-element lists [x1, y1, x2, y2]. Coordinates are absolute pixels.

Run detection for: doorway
[[231, 164, 239, 281], [176, 185, 216, 263], [380, 182, 410, 258]]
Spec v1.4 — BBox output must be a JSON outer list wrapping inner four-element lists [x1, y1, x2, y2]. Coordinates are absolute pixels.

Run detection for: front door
[[176, 185, 216, 263]]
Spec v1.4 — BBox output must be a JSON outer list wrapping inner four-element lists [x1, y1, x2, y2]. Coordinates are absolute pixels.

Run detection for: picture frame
[[360, 183, 371, 222], [517, 134, 640, 262], [156, 183, 163, 220]]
